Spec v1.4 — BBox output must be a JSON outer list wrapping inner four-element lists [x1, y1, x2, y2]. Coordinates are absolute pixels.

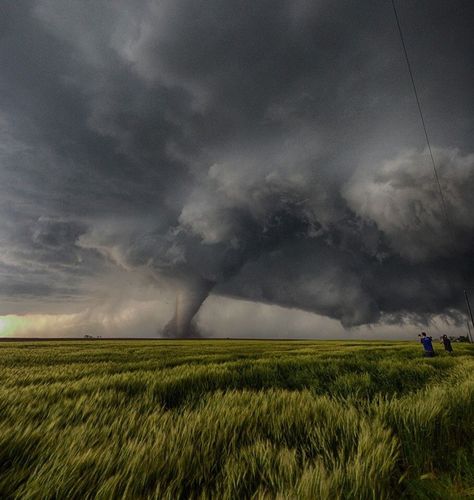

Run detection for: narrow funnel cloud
[[1, 1, 472, 338], [162, 278, 215, 337]]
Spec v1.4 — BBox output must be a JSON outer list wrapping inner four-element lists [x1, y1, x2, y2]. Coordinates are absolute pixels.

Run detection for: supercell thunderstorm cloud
[[0, 1, 473, 337]]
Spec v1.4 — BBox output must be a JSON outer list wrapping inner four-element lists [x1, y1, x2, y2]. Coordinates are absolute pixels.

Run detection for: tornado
[[162, 277, 215, 338]]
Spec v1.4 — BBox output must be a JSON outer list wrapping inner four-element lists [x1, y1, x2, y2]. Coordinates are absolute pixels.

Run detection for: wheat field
[[0, 340, 473, 499]]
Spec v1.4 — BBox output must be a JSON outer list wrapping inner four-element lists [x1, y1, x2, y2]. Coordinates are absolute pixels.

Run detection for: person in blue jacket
[[419, 332, 435, 357]]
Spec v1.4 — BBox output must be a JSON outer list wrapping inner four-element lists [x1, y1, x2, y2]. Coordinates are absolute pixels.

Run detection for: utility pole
[[464, 289, 474, 343]]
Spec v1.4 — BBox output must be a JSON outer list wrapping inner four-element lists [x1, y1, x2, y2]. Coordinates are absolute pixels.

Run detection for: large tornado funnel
[[162, 278, 215, 337]]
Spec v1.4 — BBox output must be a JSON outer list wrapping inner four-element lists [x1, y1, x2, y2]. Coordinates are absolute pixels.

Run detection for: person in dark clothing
[[419, 332, 435, 357], [441, 334, 454, 354]]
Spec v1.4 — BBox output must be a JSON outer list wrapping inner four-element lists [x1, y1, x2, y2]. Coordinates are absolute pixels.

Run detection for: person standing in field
[[419, 332, 435, 357], [441, 334, 454, 354]]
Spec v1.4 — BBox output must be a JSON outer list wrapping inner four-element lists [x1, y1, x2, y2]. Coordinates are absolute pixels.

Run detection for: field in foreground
[[0, 340, 473, 499]]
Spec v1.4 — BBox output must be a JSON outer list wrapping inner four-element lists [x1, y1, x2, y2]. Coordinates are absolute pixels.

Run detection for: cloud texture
[[0, 0, 473, 336]]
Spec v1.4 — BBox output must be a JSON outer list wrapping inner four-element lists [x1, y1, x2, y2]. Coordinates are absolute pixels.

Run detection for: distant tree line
[[447, 335, 470, 343]]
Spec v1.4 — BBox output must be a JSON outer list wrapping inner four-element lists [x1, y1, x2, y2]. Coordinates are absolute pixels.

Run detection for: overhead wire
[[390, 0, 474, 341], [390, 0, 454, 239]]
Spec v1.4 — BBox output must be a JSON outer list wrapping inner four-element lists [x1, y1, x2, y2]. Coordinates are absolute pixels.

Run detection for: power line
[[390, 0, 454, 238], [391, 1, 473, 341]]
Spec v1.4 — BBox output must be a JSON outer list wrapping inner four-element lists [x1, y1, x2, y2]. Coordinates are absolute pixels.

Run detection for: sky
[[0, 0, 473, 338]]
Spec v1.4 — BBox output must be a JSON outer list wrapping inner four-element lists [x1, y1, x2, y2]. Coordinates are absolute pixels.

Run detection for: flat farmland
[[0, 340, 473, 499]]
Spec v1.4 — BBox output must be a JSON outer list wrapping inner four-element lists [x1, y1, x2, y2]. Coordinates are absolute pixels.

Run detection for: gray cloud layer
[[0, 0, 473, 335]]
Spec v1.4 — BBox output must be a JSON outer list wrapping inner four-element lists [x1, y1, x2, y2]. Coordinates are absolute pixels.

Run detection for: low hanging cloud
[[0, 0, 472, 336], [78, 145, 474, 331], [345, 148, 474, 262]]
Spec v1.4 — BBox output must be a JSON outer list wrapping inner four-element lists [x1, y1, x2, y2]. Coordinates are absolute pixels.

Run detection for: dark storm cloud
[[0, 0, 473, 334]]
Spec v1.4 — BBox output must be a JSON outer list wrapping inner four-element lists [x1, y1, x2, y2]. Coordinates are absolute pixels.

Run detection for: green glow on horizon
[[0, 316, 29, 336]]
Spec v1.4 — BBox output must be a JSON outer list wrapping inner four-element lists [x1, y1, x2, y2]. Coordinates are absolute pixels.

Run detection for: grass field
[[0, 340, 473, 499]]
